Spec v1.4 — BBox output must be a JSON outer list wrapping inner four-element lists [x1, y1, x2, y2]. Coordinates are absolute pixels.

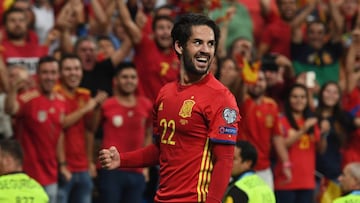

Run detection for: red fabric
[[260, 18, 292, 58], [206, 143, 234, 203], [120, 143, 160, 167], [1, 40, 48, 75], [238, 0, 279, 45], [134, 29, 179, 102], [341, 87, 360, 168], [151, 73, 239, 202], [101, 96, 152, 173], [238, 96, 282, 170], [15, 89, 65, 185], [274, 116, 320, 190], [54, 85, 91, 172]]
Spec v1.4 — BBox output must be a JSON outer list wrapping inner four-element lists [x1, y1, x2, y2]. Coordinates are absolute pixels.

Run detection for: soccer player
[[0, 139, 49, 203], [99, 13, 240, 203], [223, 141, 275, 203], [333, 162, 360, 203], [96, 62, 153, 203], [4, 56, 66, 203], [54, 54, 107, 203]]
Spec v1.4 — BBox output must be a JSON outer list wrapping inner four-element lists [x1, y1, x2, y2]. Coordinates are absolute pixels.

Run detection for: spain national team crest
[[222, 108, 237, 124], [112, 115, 123, 127], [37, 110, 47, 123], [265, 114, 274, 128], [179, 99, 195, 118]]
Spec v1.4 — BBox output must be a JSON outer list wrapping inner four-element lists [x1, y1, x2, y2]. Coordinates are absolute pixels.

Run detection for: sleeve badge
[[222, 108, 237, 124]]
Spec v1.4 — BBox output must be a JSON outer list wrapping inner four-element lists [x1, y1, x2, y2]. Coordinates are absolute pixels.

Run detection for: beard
[[6, 29, 26, 40], [182, 48, 211, 76], [247, 87, 265, 100]]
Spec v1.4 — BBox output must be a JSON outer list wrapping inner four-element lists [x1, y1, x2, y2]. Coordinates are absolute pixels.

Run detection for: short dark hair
[[2, 7, 25, 26], [171, 13, 220, 56], [59, 53, 81, 70], [0, 139, 23, 166], [37, 55, 58, 72], [152, 15, 174, 31], [236, 141, 258, 168], [74, 36, 96, 54], [114, 62, 136, 77], [307, 20, 328, 34]]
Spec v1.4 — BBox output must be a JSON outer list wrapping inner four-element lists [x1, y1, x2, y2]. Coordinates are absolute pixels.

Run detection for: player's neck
[[180, 68, 208, 85], [116, 94, 136, 107]]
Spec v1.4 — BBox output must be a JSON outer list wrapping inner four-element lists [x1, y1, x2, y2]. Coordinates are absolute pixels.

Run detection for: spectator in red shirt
[[117, 0, 179, 102], [95, 62, 152, 203], [238, 70, 291, 189], [257, 0, 316, 59], [1, 8, 48, 75], [274, 84, 327, 203], [54, 54, 107, 203], [4, 56, 66, 203]]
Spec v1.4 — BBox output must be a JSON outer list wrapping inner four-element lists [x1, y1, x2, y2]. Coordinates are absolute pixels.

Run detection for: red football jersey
[[341, 87, 360, 167], [238, 96, 282, 170], [134, 32, 179, 102], [1, 40, 48, 75], [15, 89, 65, 186], [152, 73, 240, 202], [260, 18, 291, 59], [54, 85, 91, 172], [101, 96, 152, 173], [274, 116, 320, 190]]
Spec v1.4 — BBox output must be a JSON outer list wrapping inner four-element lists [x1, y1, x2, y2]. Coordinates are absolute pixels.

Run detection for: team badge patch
[[223, 108, 237, 124], [265, 114, 274, 128], [219, 126, 237, 135], [179, 99, 195, 118], [112, 115, 123, 127], [37, 111, 47, 123]]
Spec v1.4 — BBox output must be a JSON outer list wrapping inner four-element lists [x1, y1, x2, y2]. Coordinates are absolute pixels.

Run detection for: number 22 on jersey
[[160, 118, 176, 145]]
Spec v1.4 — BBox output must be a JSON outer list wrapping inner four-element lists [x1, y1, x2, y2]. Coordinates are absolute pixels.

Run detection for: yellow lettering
[[160, 118, 176, 145]]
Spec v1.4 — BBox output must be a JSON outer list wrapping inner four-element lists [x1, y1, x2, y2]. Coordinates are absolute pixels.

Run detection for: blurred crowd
[[1, 0, 360, 202]]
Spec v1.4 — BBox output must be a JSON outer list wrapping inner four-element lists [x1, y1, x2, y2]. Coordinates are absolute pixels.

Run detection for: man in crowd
[[0, 139, 49, 203], [334, 162, 360, 202], [223, 141, 275, 203], [4, 56, 66, 203]]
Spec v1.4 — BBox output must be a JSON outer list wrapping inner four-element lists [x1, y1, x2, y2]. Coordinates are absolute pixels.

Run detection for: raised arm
[[116, 0, 142, 45], [290, 0, 317, 28]]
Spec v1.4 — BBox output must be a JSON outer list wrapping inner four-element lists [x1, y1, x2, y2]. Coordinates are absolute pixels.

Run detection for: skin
[[231, 147, 251, 177], [5, 12, 27, 41], [219, 58, 239, 87], [37, 62, 59, 96], [97, 39, 116, 59], [76, 40, 97, 71], [247, 71, 267, 100], [154, 19, 173, 51], [338, 164, 360, 193], [289, 87, 307, 114], [114, 68, 138, 96], [307, 23, 326, 50], [176, 25, 216, 83], [322, 83, 340, 108], [277, 0, 297, 22], [60, 58, 83, 92]]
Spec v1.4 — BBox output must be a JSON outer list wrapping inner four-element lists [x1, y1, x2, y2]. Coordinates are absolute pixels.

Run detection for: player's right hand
[[98, 146, 121, 170]]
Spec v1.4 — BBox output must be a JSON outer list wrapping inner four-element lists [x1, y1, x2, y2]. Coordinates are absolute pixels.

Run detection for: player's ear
[[174, 41, 183, 55]]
